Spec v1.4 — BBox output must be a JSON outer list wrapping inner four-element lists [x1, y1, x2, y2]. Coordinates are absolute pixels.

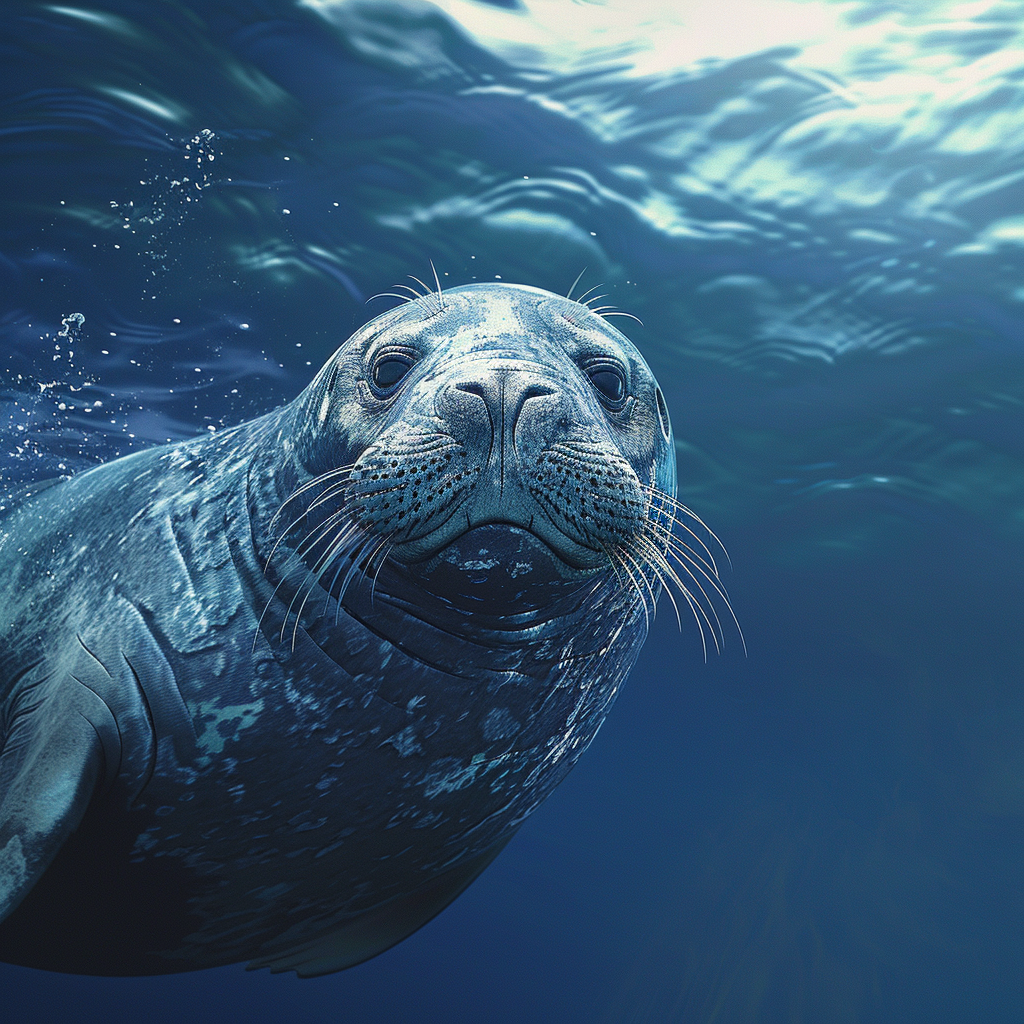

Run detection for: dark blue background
[[2, 1, 1022, 1020]]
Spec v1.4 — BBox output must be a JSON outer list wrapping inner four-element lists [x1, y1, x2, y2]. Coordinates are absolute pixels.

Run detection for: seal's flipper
[[0, 669, 119, 924], [247, 837, 513, 977]]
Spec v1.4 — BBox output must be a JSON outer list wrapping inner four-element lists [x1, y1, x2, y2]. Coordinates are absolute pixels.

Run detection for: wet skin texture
[[0, 283, 676, 976]]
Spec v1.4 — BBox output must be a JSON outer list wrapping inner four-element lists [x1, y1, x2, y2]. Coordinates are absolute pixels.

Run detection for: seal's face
[[294, 283, 676, 594]]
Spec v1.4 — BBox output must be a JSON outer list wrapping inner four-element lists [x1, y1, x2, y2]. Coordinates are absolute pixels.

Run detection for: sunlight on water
[[303, 0, 1024, 372], [307, 0, 851, 71]]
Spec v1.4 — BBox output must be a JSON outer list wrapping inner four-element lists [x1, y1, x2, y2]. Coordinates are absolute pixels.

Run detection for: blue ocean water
[[1, 0, 1022, 1020]]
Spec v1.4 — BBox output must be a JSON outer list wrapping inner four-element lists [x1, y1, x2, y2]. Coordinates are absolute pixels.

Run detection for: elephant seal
[[0, 281, 715, 976]]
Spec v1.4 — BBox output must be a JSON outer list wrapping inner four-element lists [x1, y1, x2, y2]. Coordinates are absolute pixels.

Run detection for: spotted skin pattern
[[0, 283, 678, 976]]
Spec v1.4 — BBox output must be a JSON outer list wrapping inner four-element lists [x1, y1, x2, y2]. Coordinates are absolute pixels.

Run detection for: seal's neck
[[244, 405, 315, 560]]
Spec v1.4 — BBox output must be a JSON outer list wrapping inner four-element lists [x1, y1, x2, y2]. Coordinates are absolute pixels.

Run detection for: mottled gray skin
[[0, 283, 676, 976]]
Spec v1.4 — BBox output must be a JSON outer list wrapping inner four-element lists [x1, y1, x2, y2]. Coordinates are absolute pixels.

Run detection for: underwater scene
[[1, 0, 1022, 1021]]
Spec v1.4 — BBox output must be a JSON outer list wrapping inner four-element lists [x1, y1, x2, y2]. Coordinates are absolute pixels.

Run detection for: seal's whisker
[[643, 517, 721, 582], [641, 485, 722, 545], [603, 550, 648, 643], [600, 543, 646, 627], [598, 540, 629, 592], [270, 464, 357, 532], [565, 267, 588, 301], [639, 485, 726, 571], [316, 521, 367, 618], [633, 540, 684, 632], [279, 511, 362, 641], [660, 570, 685, 633], [636, 534, 723, 653], [641, 532, 721, 625], [642, 512, 720, 578], [281, 462, 357, 498], [636, 535, 719, 659], [354, 530, 392, 595], [284, 534, 344, 644], [327, 527, 373, 625], [253, 573, 291, 653], [575, 284, 604, 305], [269, 468, 358, 559], [618, 546, 659, 630], [639, 482, 713, 521], [367, 291, 414, 306], [658, 531, 730, 607], [678, 579, 710, 662], [285, 503, 353, 566], [329, 530, 382, 627], [270, 476, 352, 538], [627, 532, 710, 659], [305, 479, 354, 517], [306, 519, 369, 619], [599, 311, 644, 326], [429, 260, 446, 312], [368, 537, 396, 606], [254, 508, 355, 650], [648, 542, 736, 658], [651, 532, 744, 654], [390, 283, 426, 303], [265, 490, 354, 578], [265, 506, 314, 574], [408, 273, 444, 316], [290, 521, 367, 649], [648, 492, 734, 573], [582, 293, 609, 308], [610, 546, 651, 634], [403, 276, 441, 317]]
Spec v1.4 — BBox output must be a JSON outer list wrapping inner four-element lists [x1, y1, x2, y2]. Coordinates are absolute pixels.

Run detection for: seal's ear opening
[[655, 386, 672, 443]]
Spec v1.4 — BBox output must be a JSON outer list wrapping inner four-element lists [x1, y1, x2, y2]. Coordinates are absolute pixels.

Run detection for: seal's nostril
[[455, 381, 554, 401]]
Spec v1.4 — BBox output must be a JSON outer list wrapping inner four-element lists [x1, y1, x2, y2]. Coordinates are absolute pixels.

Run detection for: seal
[[0, 280, 723, 976]]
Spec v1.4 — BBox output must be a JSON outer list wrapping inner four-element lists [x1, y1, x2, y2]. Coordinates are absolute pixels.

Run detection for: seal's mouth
[[398, 523, 603, 609], [389, 518, 608, 579]]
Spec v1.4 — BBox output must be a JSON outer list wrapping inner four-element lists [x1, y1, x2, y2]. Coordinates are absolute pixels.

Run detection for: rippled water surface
[[2, 1, 1023, 1021]]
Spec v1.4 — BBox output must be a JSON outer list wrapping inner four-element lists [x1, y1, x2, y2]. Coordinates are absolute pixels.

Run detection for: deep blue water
[[2, 0, 1023, 1021]]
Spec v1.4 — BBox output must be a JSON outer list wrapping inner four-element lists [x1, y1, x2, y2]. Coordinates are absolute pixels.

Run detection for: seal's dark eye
[[587, 365, 626, 407], [372, 357, 412, 391]]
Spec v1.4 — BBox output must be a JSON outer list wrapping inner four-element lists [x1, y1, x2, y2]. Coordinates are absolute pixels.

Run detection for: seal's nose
[[447, 366, 557, 503], [455, 372, 554, 434]]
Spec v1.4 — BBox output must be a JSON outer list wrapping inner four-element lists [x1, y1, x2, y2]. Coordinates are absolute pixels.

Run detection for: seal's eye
[[586, 364, 626, 408], [372, 356, 413, 392]]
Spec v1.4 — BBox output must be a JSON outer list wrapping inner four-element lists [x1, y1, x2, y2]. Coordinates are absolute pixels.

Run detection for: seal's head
[[269, 282, 724, 642]]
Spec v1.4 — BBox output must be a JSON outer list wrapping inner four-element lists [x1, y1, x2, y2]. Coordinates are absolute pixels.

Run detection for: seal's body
[[0, 283, 681, 976]]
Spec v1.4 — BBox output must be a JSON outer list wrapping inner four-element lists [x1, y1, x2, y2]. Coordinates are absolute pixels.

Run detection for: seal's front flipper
[[0, 667, 118, 924], [247, 837, 513, 977]]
